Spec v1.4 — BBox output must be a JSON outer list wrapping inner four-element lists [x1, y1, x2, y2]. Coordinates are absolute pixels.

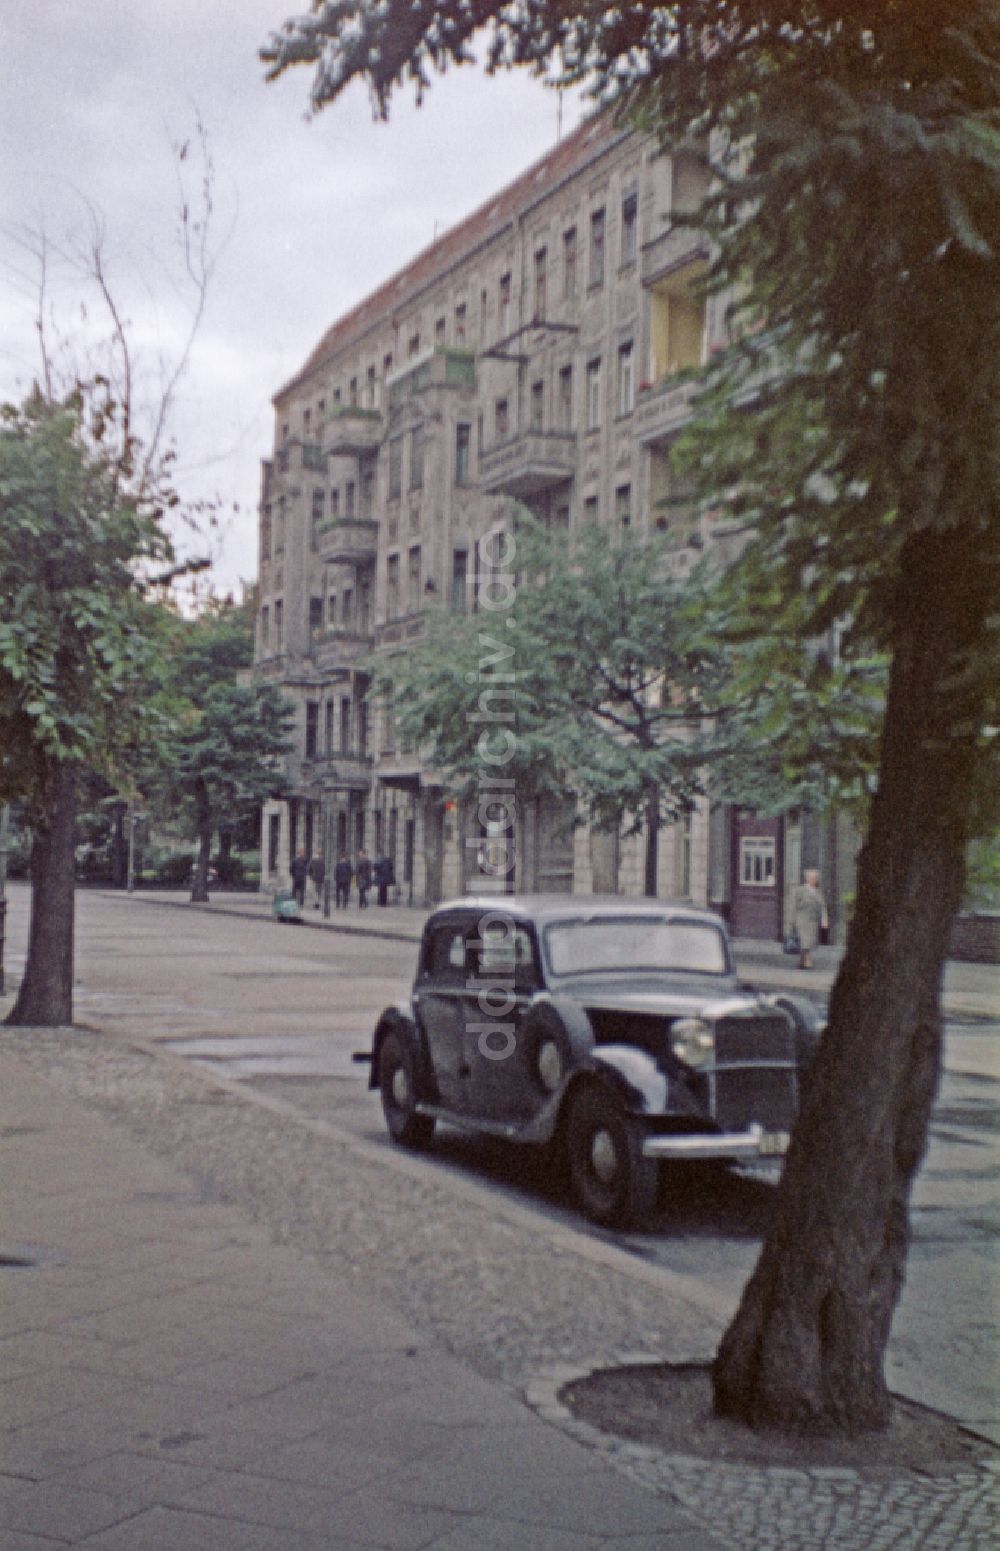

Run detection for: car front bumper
[[642, 1123, 790, 1161]]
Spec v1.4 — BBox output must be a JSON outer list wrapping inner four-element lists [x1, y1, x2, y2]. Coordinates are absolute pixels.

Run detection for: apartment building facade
[[255, 116, 854, 940]]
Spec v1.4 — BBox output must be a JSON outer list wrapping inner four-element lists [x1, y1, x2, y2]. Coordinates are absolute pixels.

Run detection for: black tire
[[378, 1030, 435, 1149], [565, 1083, 659, 1229]]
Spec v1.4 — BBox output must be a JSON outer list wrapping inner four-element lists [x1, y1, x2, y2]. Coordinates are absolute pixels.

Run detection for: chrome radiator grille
[[711, 1013, 798, 1131]]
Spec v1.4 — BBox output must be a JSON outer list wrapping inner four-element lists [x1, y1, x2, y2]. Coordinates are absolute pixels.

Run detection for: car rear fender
[[369, 1007, 423, 1093]]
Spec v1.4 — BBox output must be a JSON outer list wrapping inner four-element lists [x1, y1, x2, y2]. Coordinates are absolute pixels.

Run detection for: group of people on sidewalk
[[289, 847, 396, 911]]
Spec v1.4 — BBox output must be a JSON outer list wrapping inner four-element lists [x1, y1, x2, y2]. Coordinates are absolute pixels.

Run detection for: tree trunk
[[643, 782, 660, 897], [189, 785, 212, 904], [6, 762, 78, 1026], [110, 801, 128, 889], [711, 527, 982, 1435]]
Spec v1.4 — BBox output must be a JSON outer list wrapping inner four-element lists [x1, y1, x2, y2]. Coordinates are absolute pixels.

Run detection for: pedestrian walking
[[334, 853, 353, 909], [374, 852, 395, 907], [290, 848, 310, 908], [355, 848, 372, 909], [792, 868, 828, 970], [307, 853, 325, 909]]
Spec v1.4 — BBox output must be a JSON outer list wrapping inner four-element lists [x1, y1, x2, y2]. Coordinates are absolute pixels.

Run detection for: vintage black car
[[367, 896, 821, 1227]]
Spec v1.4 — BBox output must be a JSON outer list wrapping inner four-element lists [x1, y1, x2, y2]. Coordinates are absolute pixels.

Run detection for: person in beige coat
[[792, 869, 828, 969]]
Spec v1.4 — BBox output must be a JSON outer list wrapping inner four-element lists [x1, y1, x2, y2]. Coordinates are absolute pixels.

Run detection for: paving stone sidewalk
[[0, 1047, 726, 1550]]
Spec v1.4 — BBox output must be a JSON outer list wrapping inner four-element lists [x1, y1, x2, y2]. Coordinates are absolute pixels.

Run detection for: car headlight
[[670, 1017, 715, 1070]]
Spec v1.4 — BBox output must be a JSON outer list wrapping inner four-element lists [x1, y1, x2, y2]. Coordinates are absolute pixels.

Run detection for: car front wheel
[[378, 1030, 435, 1149], [565, 1084, 658, 1229]]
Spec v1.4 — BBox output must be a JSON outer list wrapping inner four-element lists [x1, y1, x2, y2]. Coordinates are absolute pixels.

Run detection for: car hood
[[548, 976, 765, 1020]]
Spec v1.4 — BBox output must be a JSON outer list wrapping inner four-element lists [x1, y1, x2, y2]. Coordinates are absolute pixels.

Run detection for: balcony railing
[[316, 517, 379, 565], [299, 751, 374, 792], [479, 429, 577, 498], [641, 223, 710, 287], [310, 626, 373, 667], [324, 407, 383, 457], [633, 373, 702, 446]]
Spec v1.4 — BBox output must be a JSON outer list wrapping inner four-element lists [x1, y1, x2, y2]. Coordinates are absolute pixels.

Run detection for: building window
[[451, 549, 468, 613], [358, 698, 369, 756], [563, 226, 577, 299], [615, 483, 632, 530], [533, 246, 547, 319], [274, 599, 284, 647], [455, 302, 467, 342], [408, 332, 420, 359], [327, 592, 337, 625], [617, 340, 635, 417], [435, 316, 447, 345], [495, 397, 510, 440], [342, 586, 354, 625], [305, 701, 319, 759], [386, 554, 400, 619], [586, 358, 602, 431], [407, 545, 422, 614], [383, 351, 393, 377], [309, 596, 324, 636], [260, 604, 270, 647], [348, 377, 358, 407], [499, 271, 512, 336], [621, 191, 638, 265], [345, 479, 356, 517], [455, 422, 471, 485], [275, 497, 286, 556], [311, 488, 325, 548], [325, 699, 335, 755], [740, 835, 776, 887], [530, 380, 545, 431], [366, 364, 377, 406], [303, 408, 311, 434], [557, 365, 573, 430], [388, 437, 403, 499], [583, 495, 599, 526], [329, 488, 340, 521], [589, 208, 606, 287], [360, 463, 376, 517], [340, 697, 352, 754], [261, 504, 272, 561], [410, 423, 425, 490]]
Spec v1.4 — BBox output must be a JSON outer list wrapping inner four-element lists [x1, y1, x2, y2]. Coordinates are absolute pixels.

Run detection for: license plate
[[759, 1129, 790, 1156]]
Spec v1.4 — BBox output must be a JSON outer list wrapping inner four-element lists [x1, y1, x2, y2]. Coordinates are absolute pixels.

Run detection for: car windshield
[[544, 917, 728, 977]]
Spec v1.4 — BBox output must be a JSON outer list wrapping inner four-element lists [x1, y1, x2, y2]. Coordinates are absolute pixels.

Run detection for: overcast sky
[[0, 1, 583, 598]]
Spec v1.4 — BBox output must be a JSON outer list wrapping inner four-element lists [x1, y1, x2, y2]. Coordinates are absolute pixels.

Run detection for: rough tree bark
[[643, 780, 660, 899], [6, 763, 78, 1026], [712, 521, 983, 1434]]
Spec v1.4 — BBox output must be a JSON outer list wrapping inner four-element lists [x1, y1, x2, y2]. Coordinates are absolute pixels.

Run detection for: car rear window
[[544, 917, 727, 977]]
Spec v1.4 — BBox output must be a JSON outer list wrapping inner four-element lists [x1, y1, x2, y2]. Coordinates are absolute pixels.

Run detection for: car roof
[[428, 895, 728, 931]]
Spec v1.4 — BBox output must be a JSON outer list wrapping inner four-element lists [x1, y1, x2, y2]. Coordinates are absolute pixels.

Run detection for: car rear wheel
[[378, 1030, 435, 1149], [565, 1084, 658, 1229]]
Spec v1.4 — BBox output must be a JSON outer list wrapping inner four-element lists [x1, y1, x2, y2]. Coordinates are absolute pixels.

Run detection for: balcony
[[299, 751, 373, 793], [387, 347, 476, 410], [479, 429, 577, 498], [641, 223, 710, 288], [633, 374, 701, 446], [324, 407, 383, 456], [310, 626, 373, 669], [316, 517, 379, 565]]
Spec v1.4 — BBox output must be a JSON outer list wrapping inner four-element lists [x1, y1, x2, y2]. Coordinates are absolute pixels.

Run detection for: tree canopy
[[264, 0, 1000, 1438]]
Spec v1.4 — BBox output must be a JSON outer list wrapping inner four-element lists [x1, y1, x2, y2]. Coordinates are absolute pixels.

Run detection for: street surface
[[4, 885, 998, 1437]]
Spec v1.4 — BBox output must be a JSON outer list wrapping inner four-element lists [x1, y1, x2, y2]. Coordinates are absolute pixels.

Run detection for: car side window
[[476, 923, 539, 991], [423, 924, 470, 986]]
